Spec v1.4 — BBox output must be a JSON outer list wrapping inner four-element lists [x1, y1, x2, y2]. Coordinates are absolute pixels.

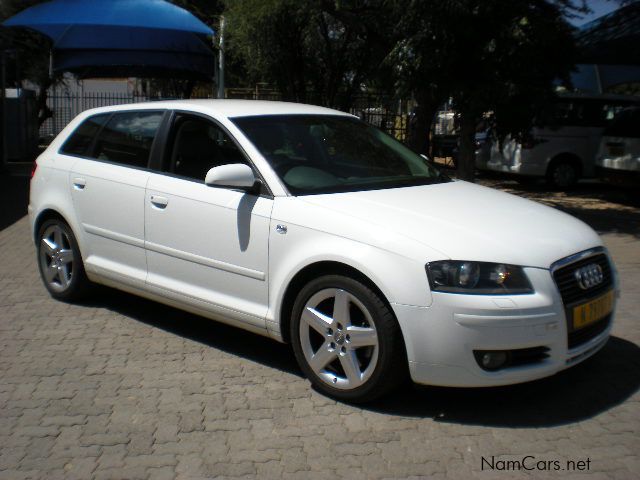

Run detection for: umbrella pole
[[49, 50, 57, 136], [217, 15, 225, 99]]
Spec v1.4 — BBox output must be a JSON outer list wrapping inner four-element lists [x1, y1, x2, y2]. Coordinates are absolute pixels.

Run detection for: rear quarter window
[[60, 114, 110, 157], [93, 111, 164, 168]]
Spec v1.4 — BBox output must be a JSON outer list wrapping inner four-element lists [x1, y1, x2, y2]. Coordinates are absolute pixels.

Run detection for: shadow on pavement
[[365, 336, 640, 427], [83, 288, 639, 428], [0, 173, 30, 231], [79, 287, 302, 377]]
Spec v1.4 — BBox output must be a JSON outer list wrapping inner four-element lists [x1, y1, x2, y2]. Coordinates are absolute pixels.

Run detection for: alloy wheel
[[298, 288, 379, 390], [39, 224, 75, 293]]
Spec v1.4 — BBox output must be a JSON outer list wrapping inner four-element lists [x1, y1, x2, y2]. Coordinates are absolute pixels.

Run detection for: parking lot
[[0, 178, 639, 479]]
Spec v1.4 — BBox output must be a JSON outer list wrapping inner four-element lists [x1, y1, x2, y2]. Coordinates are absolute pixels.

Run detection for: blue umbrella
[[2, 0, 216, 80]]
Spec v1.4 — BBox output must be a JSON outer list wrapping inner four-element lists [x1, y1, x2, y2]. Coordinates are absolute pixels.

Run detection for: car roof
[[79, 99, 354, 119]]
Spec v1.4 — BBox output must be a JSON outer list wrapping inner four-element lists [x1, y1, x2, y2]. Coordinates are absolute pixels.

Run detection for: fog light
[[474, 350, 509, 371]]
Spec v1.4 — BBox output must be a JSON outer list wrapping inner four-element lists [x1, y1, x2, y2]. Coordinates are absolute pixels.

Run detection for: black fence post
[[1, 51, 6, 169]]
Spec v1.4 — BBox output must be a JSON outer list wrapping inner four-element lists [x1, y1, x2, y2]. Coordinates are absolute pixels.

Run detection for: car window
[[602, 103, 631, 122], [604, 108, 640, 138], [581, 100, 637, 127], [552, 100, 597, 127], [232, 115, 446, 195], [168, 115, 247, 181], [538, 99, 639, 129], [92, 111, 163, 168], [60, 114, 110, 157]]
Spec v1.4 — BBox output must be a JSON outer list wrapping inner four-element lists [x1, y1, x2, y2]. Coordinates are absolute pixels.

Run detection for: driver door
[[144, 113, 273, 329]]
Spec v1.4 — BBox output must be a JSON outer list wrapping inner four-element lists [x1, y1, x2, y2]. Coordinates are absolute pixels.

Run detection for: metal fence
[[40, 89, 411, 142], [227, 88, 411, 141], [40, 92, 152, 139]]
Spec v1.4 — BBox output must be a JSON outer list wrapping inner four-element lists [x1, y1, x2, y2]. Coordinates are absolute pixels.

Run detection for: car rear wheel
[[290, 275, 406, 403], [37, 219, 91, 301], [547, 159, 579, 189]]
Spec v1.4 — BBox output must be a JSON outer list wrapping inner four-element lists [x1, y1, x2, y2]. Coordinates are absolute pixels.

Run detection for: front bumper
[[393, 265, 615, 387]]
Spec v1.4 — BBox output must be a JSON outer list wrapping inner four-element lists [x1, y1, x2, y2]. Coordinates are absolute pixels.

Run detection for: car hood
[[298, 181, 602, 268]]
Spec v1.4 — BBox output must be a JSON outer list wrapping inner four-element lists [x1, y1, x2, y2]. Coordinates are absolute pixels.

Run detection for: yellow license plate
[[572, 290, 614, 330]]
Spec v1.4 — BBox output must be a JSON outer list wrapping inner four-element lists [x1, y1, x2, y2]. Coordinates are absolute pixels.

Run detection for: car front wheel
[[37, 219, 91, 301], [291, 275, 406, 403]]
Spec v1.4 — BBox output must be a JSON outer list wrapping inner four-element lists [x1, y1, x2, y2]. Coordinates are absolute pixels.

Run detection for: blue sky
[[571, 0, 622, 26]]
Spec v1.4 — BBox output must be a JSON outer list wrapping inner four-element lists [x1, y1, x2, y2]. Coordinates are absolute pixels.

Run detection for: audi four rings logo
[[574, 263, 604, 290]]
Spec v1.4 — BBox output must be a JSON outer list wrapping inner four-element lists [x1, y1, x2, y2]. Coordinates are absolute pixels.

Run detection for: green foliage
[[388, 0, 587, 179], [224, 0, 395, 108], [2, 0, 596, 167]]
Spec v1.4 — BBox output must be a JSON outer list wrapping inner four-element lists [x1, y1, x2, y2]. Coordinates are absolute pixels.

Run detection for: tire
[[290, 274, 406, 403], [547, 159, 579, 189], [37, 218, 91, 301]]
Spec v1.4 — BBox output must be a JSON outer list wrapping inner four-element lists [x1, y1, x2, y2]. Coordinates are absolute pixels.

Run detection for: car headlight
[[426, 261, 533, 294]]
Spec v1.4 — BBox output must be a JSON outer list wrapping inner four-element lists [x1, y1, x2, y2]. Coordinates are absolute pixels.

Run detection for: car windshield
[[231, 114, 448, 195]]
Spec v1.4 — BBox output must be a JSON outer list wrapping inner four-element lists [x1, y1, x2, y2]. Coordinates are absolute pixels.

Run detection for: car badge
[[574, 263, 604, 290]]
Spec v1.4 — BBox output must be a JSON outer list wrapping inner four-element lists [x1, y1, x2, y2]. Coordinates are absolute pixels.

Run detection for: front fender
[[266, 222, 433, 340]]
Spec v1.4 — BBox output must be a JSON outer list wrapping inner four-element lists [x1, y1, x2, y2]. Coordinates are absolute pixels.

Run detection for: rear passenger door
[[67, 110, 166, 289]]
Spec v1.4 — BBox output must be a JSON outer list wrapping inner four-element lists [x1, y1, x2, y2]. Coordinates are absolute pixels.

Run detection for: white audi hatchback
[[29, 100, 618, 402]]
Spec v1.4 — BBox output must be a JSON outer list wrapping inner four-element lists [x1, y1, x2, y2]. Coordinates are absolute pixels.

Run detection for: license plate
[[572, 290, 614, 330]]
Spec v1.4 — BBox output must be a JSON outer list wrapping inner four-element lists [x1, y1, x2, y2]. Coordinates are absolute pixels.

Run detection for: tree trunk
[[181, 80, 196, 99], [407, 92, 439, 157], [456, 112, 476, 182], [36, 77, 53, 127]]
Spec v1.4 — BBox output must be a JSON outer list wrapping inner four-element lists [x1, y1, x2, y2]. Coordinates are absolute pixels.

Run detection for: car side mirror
[[205, 163, 258, 191]]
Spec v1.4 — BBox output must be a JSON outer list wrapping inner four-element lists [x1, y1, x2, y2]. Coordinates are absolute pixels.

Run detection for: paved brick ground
[[1, 193, 639, 479]]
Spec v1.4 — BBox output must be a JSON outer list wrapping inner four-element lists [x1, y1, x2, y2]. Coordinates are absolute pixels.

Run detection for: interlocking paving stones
[[1, 211, 638, 479]]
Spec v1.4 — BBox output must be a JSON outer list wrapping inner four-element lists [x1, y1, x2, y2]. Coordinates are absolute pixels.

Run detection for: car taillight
[[31, 163, 38, 179]]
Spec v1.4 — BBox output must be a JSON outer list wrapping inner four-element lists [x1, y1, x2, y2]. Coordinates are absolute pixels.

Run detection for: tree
[[170, 0, 254, 90], [389, 0, 585, 181], [223, 0, 395, 109], [1, 0, 57, 126]]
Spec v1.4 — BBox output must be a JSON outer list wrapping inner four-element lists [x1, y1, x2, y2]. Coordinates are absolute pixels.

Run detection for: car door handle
[[72, 177, 86, 190], [150, 195, 169, 209]]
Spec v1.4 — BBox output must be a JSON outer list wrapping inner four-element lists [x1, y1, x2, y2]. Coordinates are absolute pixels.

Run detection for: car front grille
[[553, 252, 613, 305], [552, 250, 614, 349]]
